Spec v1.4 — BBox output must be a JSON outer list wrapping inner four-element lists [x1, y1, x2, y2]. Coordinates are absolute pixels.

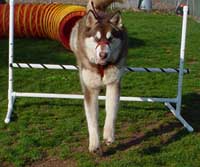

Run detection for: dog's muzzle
[[96, 40, 110, 50], [96, 40, 111, 64]]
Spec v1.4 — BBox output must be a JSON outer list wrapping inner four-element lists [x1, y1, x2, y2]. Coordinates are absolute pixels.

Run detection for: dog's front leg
[[104, 81, 120, 145], [83, 86, 101, 153]]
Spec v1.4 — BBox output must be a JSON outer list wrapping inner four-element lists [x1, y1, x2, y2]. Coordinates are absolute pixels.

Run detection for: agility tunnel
[[0, 4, 86, 50]]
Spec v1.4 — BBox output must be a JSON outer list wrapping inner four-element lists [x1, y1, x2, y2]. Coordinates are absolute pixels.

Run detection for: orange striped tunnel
[[0, 4, 86, 50]]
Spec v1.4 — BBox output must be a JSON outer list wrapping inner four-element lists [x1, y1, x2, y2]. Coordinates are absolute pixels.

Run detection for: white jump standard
[[4, 0, 194, 132]]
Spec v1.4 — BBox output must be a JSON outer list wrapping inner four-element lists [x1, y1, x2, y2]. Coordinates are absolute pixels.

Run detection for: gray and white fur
[[70, 0, 128, 154]]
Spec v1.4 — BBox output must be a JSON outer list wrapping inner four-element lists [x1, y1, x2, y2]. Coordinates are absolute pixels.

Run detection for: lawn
[[0, 11, 200, 167]]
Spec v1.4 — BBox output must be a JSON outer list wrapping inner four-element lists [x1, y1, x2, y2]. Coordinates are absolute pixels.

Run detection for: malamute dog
[[70, 0, 128, 154]]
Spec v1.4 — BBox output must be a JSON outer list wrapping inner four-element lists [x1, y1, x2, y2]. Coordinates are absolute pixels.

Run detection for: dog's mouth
[[98, 61, 107, 66], [97, 56, 109, 66]]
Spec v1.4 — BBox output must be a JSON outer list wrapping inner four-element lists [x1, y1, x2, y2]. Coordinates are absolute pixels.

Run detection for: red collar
[[98, 65, 105, 78], [96, 41, 110, 78]]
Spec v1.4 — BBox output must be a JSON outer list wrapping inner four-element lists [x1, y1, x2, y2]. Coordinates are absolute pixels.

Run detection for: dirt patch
[[29, 157, 77, 167], [1, 162, 14, 167]]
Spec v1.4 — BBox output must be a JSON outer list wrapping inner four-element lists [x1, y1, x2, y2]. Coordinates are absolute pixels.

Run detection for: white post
[[140, 0, 152, 11], [174, 5, 193, 132], [5, 0, 15, 123], [176, 6, 188, 115]]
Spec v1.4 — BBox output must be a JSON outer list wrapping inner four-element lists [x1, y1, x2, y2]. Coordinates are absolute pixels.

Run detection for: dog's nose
[[99, 52, 108, 59]]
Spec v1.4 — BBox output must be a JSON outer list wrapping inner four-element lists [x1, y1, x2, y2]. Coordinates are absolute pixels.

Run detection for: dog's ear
[[86, 10, 98, 27], [110, 11, 123, 29]]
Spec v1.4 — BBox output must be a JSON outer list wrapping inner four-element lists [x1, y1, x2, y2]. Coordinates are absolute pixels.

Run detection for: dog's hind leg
[[104, 81, 120, 145], [83, 86, 101, 154]]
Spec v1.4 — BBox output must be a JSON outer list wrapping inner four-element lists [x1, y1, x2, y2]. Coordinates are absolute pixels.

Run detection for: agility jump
[[1, 1, 193, 132]]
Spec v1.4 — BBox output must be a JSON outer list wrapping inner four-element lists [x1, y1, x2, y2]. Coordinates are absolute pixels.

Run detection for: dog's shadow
[[128, 36, 146, 49], [103, 93, 200, 156]]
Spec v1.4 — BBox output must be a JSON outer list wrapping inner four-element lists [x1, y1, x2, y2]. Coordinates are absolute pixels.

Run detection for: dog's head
[[84, 11, 124, 66]]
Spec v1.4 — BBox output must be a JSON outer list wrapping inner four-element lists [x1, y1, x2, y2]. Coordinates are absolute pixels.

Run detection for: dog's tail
[[87, 0, 124, 11]]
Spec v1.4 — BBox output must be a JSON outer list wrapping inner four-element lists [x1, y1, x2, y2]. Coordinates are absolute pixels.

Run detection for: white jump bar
[[13, 92, 177, 103], [11, 63, 189, 74]]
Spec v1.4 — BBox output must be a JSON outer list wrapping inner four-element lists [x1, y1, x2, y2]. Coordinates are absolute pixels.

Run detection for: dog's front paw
[[103, 128, 115, 146], [103, 137, 114, 146], [89, 146, 103, 156], [103, 133, 115, 146]]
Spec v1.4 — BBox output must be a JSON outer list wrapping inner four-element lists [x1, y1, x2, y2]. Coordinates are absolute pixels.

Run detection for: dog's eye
[[107, 37, 113, 42], [94, 37, 101, 42]]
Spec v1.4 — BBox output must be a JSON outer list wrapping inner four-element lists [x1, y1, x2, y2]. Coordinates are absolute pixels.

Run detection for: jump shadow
[[128, 36, 145, 49], [103, 92, 200, 156], [181, 93, 200, 131], [103, 121, 185, 156]]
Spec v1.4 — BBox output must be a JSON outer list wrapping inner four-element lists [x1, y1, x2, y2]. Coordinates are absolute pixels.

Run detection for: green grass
[[0, 11, 200, 167]]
